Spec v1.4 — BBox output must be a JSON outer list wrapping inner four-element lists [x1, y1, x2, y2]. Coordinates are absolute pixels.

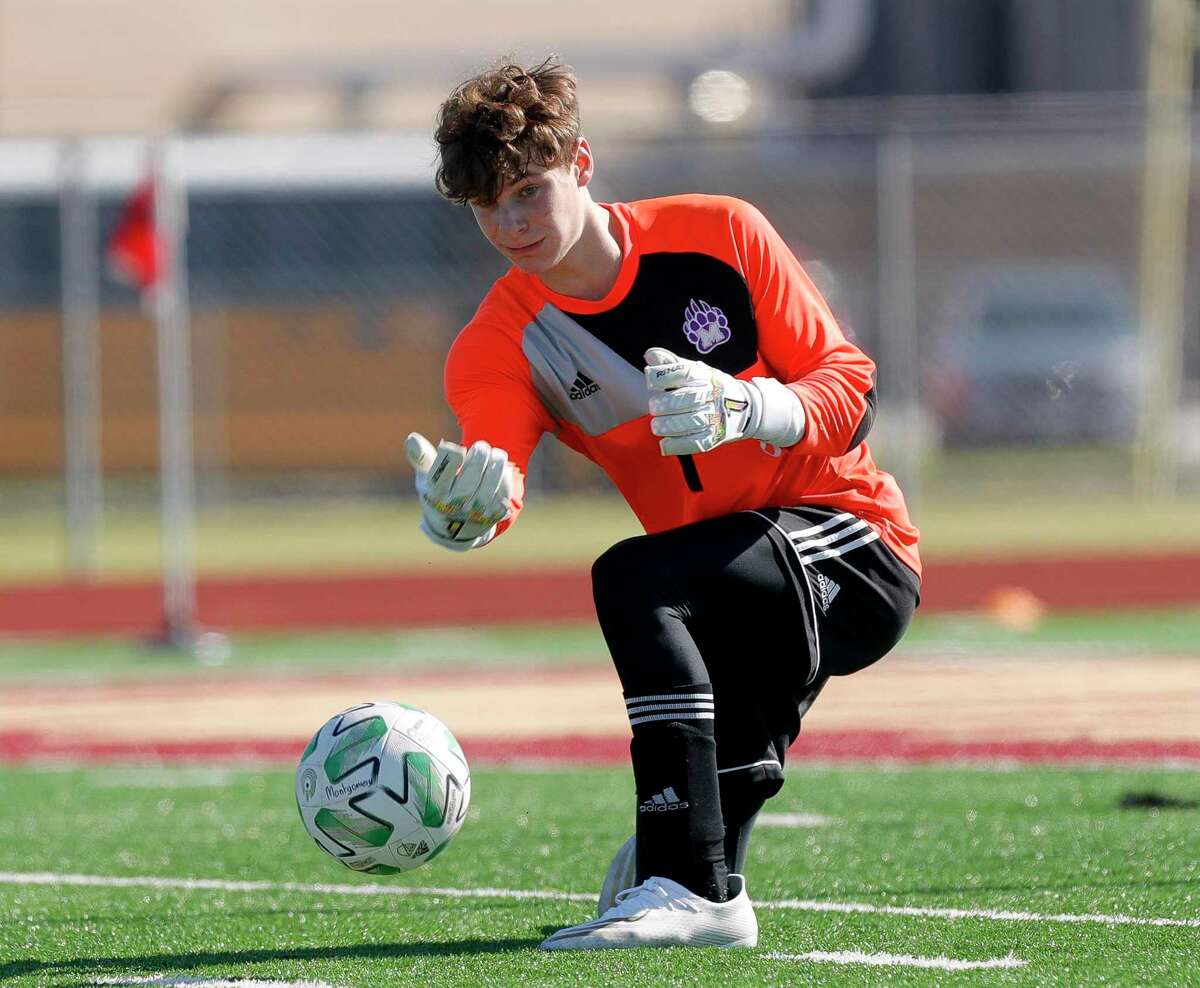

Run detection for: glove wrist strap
[[419, 517, 498, 553], [748, 377, 806, 447]]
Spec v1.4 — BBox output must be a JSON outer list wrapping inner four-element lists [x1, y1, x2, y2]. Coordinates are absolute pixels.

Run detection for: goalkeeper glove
[[405, 432, 515, 552], [644, 347, 805, 456]]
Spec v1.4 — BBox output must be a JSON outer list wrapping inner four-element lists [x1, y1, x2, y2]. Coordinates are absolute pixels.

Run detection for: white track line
[[2, 871, 1197, 929], [766, 950, 1028, 971]]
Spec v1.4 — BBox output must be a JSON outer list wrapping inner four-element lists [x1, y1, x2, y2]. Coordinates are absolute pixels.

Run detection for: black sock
[[719, 778, 767, 875], [626, 684, 728, 902]]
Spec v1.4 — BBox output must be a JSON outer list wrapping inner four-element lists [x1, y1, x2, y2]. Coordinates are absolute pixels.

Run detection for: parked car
[[926, 264, 1139, 445]]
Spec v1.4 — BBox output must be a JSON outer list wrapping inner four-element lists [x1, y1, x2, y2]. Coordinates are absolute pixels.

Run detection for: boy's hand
[[644, 348, 758, 455], [405, 432, 514, 552], [644, 348, 805, 455]]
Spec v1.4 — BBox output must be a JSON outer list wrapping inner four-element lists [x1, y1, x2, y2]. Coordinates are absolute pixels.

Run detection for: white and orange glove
[[644, 347, 805, 455], [405, 432, 515, 552]]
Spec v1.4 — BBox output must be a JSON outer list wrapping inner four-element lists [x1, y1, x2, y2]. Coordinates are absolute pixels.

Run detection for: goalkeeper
[[409, 56, 921, 951]]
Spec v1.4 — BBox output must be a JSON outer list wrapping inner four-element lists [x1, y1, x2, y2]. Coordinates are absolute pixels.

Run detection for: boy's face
[[469, 142, 591, 276]]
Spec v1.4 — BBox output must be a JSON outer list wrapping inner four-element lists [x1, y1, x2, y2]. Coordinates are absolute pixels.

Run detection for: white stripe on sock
[[625, 692, 713, 705], [628, 712, 716, 726], [625, 702, 715, 714]]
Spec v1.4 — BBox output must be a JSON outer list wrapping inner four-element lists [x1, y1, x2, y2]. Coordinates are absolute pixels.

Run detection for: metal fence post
[[59, 140, 103, 579], [876, 125, 923, 503], [1135, 0, 1195, 497]]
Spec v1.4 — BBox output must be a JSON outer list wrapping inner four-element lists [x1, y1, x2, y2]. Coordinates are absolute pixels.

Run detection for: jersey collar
[[532, 202, 639, 314]]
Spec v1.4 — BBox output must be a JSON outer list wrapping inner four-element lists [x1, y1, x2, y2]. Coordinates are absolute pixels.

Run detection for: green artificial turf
[[0, 764, 1196, 987], [0, 609, 1197, 685], [2, 485, 1200, 585]]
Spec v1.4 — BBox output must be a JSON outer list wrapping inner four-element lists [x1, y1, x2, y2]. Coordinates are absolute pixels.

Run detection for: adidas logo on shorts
[[569, 372, 600, 400], [639, 786, 689, 813], [814, 572, 841, 614]]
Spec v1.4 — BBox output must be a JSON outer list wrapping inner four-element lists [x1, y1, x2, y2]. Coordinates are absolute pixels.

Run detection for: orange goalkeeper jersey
[[445, 194, 921, 578]]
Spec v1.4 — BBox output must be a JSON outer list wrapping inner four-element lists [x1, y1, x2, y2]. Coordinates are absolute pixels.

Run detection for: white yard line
[[759, 897, 1200, 928], [0, 871, 594, 903], [90, 978, 341, 987], [3, 871, 1197, 929], [87, 769, 239, 789], [757, 812, 836, 827], [766, 950, 1028, 971]]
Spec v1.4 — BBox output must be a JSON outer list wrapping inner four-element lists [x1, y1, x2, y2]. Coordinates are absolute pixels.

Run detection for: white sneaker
[[596, 834, 637, 917], [540, 874, 758, 951]]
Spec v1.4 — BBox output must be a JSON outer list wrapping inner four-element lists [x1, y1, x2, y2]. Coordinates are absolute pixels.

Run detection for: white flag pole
[[151, 137, 199, 650]]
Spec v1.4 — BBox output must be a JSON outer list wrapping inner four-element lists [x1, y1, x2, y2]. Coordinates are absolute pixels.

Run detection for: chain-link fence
[[1, 103, 1198, 581], [600, 102, 1199, 503]]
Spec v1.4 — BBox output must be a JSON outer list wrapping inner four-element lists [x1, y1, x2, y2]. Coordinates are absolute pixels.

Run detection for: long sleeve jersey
[[445, 194, 921, 578]]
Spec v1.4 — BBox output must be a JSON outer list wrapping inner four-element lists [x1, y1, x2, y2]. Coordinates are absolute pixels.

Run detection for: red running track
[[2, 730, 1199, 765], [1, 553, 1198, 636]]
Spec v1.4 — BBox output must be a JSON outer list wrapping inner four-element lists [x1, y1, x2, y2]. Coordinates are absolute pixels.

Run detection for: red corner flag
[[106, 177, 165, 291]]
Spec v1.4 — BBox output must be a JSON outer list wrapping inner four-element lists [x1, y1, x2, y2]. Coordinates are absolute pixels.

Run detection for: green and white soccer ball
[[296, 700, 471, 875]]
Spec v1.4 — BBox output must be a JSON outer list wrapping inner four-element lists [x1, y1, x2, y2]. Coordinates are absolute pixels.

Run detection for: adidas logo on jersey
[[638, 786, 689, 813], [569, 372, 600, 400], [814, 572, 842, 614]]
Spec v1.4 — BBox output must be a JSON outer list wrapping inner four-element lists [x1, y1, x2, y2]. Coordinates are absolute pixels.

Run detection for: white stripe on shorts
[[796, 529, 880, 564], [789, 517, 871, 553], [789, 512, 857, 538], [717, 758, 783, 775], [747, 509, 823, 686]]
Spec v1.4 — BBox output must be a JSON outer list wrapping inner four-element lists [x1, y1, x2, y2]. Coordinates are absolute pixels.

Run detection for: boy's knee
[[592, 535, 664, 614]]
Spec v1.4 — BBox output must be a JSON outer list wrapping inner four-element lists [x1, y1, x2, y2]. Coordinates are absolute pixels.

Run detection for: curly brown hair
[[434, 56, 581, 207]]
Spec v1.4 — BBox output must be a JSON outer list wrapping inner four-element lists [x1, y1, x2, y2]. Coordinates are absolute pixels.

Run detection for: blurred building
[[0, 0, 1196, 521], [813, 0, 1142, 98], [0, 1, 1163, 137], [0, 0, 788, 135]]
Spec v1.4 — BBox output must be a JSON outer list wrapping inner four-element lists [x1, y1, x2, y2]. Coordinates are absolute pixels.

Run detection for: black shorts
[[690, 505, 920, 793]]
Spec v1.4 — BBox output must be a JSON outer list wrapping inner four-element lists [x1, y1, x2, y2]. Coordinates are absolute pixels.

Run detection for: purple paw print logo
[[682, 298, 732, 354]]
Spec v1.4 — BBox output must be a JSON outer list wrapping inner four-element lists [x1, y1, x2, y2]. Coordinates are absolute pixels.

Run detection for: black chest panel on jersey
[[521, 251, 761, 449], [520, 252, 762, 494], [569, 252, 759, 376]]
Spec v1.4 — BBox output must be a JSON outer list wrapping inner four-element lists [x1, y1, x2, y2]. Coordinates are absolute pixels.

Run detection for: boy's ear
[[575, 138, 595, 188]]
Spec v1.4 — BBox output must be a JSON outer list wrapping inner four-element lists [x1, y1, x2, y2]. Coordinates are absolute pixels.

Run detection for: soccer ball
[[295, 701, 471, 875]]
